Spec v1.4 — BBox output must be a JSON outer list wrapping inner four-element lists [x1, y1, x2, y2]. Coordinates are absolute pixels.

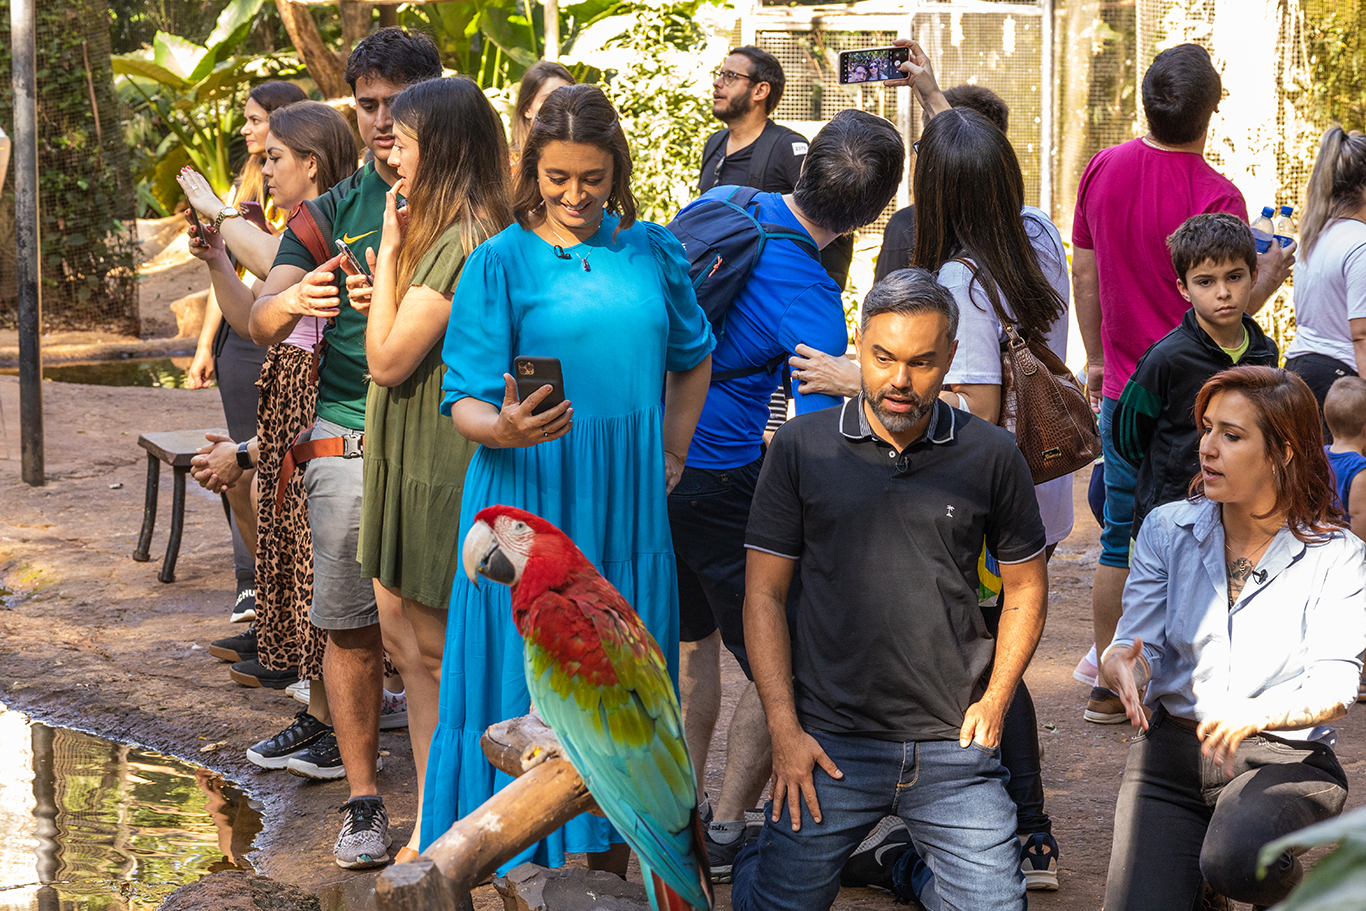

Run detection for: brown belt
[[1165, 713, 1200, 732], [275, 425, 363, 513]]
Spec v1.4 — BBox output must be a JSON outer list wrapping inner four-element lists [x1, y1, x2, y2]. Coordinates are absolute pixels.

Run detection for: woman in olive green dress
[[357, 76, 512, 860]]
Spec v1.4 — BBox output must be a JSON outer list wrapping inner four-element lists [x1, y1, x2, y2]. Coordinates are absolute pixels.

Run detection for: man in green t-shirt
[[249, 28, 441, 870]]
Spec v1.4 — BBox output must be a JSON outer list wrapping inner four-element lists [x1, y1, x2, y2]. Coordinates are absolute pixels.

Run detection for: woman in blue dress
[[421, 84, 715, 871]]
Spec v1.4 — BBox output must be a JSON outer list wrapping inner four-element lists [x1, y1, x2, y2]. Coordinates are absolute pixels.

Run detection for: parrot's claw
[[520, 742, 563, 771]]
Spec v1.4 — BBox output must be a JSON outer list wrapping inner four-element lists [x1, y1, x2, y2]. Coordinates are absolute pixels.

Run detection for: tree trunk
[[275, 0, 349, 99], [339, 1, 371, 50]]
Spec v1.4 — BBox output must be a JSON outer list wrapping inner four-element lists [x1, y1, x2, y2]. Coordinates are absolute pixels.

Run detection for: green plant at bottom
[[1258, 804, 1366, 909]]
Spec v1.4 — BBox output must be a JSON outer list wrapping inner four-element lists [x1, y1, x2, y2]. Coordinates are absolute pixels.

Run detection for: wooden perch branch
[[376, 714, 600, 910]]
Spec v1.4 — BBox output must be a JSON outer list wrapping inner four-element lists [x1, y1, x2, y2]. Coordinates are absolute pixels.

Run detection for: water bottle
[[1251, 206, 1275, 254], [1273, 205, 1296, 248]]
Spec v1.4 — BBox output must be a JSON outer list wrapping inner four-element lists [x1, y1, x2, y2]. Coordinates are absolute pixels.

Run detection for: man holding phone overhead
[[248, 28, 442, 871]]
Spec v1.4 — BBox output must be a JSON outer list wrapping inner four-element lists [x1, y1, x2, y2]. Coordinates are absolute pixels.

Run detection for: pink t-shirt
[[1072, 138, 1246, 400], [283, 315, 325, 351]]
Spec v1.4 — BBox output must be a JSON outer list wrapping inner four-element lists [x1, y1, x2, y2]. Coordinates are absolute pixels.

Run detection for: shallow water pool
[[0, 707, 261, 910], [0, 359, 192, 389]]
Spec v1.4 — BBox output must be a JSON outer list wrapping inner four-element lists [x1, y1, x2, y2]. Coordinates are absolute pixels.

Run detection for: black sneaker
[[246, 709, 332, 770], [229, 658, 299, 689], [333, 796, 391, 869], [1021, 831, 1059, 891], [231, 587, 257, 624], [209, 624, 257, 662], [703, 820, 757, 884], [841, 816, 912, 891], [286, 732, 385, 781]]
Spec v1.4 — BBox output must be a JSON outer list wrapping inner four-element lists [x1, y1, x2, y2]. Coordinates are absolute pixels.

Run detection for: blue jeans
[[1098, 396, 1139, 568], [730, 730, 1025, 911]]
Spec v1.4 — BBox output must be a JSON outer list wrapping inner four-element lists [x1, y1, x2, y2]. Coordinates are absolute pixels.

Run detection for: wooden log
[[375, 858, 463, 911]]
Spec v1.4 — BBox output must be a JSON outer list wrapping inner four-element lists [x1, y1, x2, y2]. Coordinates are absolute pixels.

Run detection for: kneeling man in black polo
[[728, 267, 1048, 911]]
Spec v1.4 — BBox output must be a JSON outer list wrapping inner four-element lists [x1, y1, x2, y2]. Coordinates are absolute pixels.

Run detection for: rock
[[317, 870, 381, 911], [157, 871, 321, 911], [493, 864, 648, 911], [169, 290, 209, 339]]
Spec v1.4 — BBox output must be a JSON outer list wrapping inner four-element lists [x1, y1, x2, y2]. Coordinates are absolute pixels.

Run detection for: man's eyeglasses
[[713, 68, 757, 86]]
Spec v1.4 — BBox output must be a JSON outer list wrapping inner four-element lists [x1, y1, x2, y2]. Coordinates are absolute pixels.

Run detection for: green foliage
[[111, 0, 305, 216], [400, 0, 621, 89], [596, 3, 713, 223], [1257, 805, 1366, 909], [1294, 7, 1366, 131], [0, 0, 139, 330]]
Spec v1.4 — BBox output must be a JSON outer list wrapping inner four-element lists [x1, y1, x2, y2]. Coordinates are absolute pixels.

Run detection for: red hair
[[1189, 366, 1344, 540]]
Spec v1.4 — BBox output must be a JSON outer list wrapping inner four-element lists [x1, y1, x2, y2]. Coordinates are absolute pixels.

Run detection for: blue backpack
[[667, 186, 820, 384]]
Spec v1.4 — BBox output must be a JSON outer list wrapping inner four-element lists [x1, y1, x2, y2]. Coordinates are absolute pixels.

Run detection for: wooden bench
[[133, 429, 227, 583]]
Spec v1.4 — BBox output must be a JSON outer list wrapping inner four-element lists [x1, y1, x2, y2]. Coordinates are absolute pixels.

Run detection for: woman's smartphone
[[183, 201, 210, 245], [514, 356, 566, 416], [335, 238, 372, 288], [838, 46, 911, 85]]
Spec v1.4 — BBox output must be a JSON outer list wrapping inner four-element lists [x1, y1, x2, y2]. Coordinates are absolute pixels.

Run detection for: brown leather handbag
[[953, 257, 1101, 484]]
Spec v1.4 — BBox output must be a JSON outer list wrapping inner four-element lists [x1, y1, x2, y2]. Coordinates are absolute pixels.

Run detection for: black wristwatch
[[236, 440, 253, 470]]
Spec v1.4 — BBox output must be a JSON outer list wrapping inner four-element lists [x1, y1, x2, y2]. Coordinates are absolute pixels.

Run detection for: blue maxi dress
[[420, 215, 715, 864]]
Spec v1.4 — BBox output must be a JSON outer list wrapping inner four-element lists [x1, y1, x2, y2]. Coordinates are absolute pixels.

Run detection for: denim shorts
[[1099, 397, 1140, 568]]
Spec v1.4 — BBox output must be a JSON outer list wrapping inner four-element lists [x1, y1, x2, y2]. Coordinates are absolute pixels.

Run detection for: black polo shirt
[[745, 397, 1045, 742]]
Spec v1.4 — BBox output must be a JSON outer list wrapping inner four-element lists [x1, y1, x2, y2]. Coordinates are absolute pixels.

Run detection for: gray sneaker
[[334, 796, 392, 869]]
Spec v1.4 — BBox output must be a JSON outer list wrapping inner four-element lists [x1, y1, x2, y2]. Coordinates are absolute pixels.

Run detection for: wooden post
[[11, 0, 43, 486], [376, 715, 600, 907], [375, 859, 462, 911]]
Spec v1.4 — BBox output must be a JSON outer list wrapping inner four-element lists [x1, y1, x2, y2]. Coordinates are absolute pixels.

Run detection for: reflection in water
[[0, 707, 262, 910], [0, 359, 192, 389]]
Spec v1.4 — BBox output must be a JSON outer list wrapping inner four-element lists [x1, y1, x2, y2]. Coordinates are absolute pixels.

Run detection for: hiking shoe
[[1084, 686, 1128, 724], [286, 731, 384, 780], [333, 796, 391, 869], [231, 587, 257, 624], [246, 709, 332, 770], [286, 679, 311, 705], [841, 816, 912, 891], [380, 689, 408, 730], [230, 658, 299, 689], [209, 624, 257, 663], [1021, 831, 1060, 891]]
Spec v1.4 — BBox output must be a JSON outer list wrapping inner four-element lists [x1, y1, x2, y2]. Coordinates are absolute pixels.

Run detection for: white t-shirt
[[940, 205, 1075, 545], [1285, 218, 1366, 366]]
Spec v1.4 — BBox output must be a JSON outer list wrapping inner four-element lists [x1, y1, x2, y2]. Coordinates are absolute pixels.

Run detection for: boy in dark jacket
[[1113, 213, 1279, 540]]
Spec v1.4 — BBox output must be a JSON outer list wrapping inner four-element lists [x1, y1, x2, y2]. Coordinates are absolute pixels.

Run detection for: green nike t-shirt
[[273, 162, 391, 430]]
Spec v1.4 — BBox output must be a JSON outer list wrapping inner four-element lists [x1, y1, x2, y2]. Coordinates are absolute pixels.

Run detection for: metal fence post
[[11, 0, 44, 486]]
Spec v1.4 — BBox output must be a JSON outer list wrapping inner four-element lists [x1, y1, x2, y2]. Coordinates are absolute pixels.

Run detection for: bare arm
[[249, 258, 341, 346], [662, 354, 712, 493], [197, 236, 263, 339], [1072, 246, 1104, 409], [942, 383, 1002, 425], [449, 376, 573, 449], [745, 549, 842, 830], [1246, 240, 1295, 315], [187, 292, 221, 389], [881, 39, 950, 116], [177, 168, 280, 278], [790, 344, 859, 398], [1351, 317, 1366, 376], [960, 553, 1047, 748]]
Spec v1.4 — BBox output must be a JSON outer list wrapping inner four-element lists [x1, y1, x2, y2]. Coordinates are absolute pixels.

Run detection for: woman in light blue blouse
[[1102, 366, 1365, 910], [420, 84, 715, 872]]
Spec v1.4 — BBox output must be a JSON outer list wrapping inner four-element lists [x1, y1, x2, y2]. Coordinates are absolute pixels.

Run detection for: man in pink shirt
[[1073, 43, 1293, 722]]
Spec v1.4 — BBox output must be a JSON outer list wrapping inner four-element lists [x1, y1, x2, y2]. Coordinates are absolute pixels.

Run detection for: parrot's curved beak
[[462, 520, 517, 587]]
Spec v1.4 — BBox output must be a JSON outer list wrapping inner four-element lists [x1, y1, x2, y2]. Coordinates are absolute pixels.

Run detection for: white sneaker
[[286, 679, 311, 705], [380, 689, 408, 730]]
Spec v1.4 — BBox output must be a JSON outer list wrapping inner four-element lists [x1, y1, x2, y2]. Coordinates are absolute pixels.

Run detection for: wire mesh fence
[[0, 0, 139, 334]]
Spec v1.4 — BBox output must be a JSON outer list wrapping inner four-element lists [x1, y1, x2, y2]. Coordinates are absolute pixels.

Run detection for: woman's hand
[[187, 217, 229, 264], [665, 451, 686, 494], [381, 178, 408, 252], [492, 374, 573, 447], [345, 249, 376, 315], [789, 344, 860, 398], [190, 433, 243, 492], [1197, 701, 1266, 777], [186, 345, 216, 389], [880, 40, 950, 115], [176, 167, 227, 220], [1100, 638, 1150, 731], [283, 253, 347, 320]]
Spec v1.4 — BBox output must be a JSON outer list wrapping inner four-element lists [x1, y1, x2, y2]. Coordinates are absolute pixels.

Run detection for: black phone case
[[514, 357, 566, 416]]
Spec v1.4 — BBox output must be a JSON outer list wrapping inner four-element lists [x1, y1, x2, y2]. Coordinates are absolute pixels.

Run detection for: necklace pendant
[[582, 260, 591, 272]]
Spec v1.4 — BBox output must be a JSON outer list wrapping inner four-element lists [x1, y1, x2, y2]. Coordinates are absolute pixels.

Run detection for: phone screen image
[[839, 47, 910, 85]]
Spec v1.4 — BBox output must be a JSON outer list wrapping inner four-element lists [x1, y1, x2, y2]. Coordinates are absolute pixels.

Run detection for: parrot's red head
[[461, 505, 590, 594]]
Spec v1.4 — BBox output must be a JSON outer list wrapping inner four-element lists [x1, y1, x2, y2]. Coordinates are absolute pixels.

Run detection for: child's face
[[1179, 257, 1257, 333]]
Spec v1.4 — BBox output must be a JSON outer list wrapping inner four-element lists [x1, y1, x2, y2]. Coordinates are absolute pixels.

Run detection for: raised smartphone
[[514, 356, 566, 417], [838, 46, 911, 85], [335, 238, 372, 288]]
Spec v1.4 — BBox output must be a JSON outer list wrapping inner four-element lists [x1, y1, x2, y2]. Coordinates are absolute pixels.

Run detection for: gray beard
[[864, 382, 934, 433]]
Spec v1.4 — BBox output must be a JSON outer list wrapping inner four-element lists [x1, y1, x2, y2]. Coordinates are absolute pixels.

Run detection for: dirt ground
[[0, 371, 1361, 911]]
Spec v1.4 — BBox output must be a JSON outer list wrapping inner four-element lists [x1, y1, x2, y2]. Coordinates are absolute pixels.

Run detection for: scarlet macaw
[[462, 504, 713, 911]]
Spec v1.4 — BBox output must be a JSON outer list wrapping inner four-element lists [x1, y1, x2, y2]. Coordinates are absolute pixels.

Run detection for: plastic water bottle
[[1251, 206, 1275, 254], [1273, 205, 1296, 248]]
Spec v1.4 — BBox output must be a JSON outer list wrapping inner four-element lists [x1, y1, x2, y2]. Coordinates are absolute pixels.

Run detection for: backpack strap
[[744, 121, 785, 189], [699, 129, 729, 192], [722, 186, 820, 260], [286, 199, 333, 268]]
